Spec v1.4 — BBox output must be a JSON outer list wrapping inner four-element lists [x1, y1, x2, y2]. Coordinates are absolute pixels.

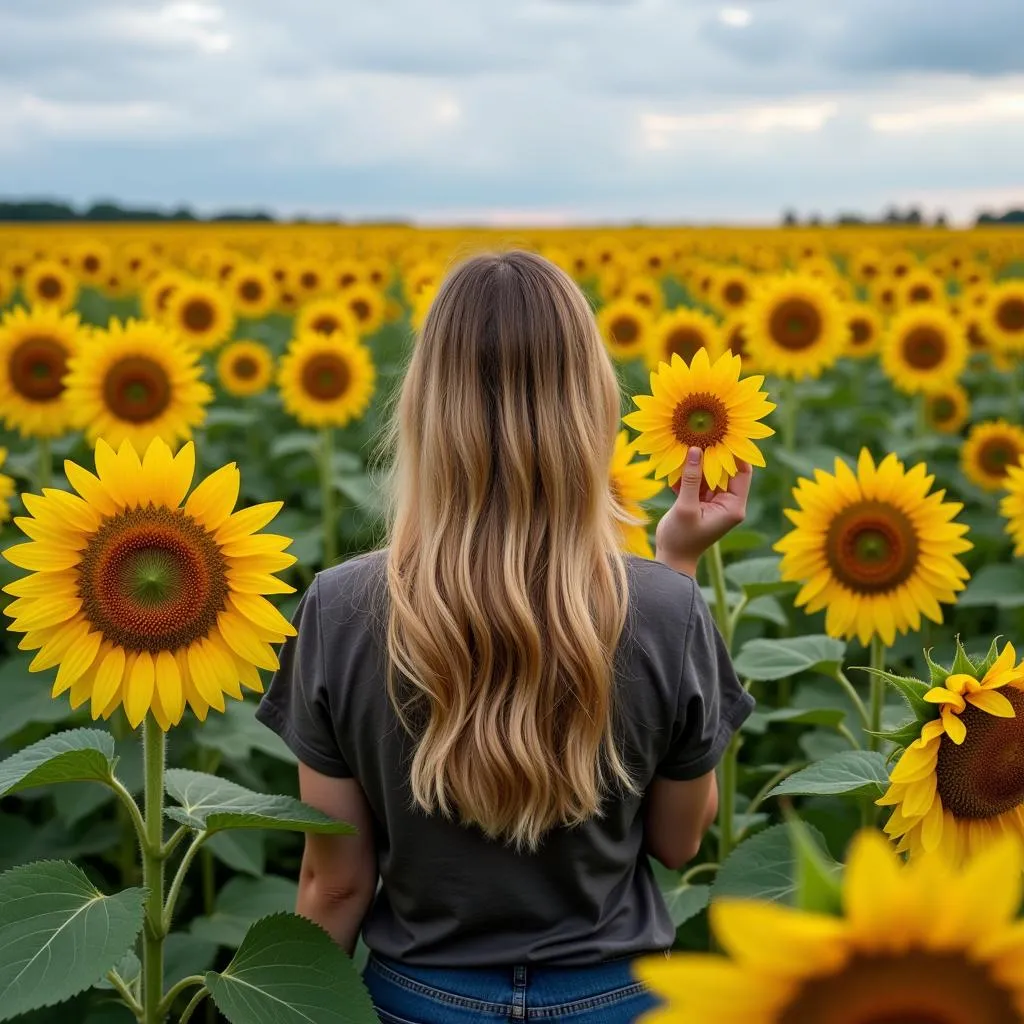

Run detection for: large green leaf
[[958, 564, 1024, 609], [164, 769, 356, 835], [733, 636, 847, 682], [0, 861, 145, 1020], [189, 876, 298, 949], [767, 751, 890, 798], [743, 706, 846, 735], [724, 557, 798, 599], [713, 823, 830, 904], [206, 914, 378, 1024], [194, 700, 296, 764], [207, 830, 266, 877], [0, 657, 77, 743], [0, 730, 116, 797]]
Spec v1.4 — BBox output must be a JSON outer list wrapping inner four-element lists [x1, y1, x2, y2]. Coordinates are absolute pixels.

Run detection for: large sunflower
[[623, 348, 775, 490], [775, 450, 972, 646], [743, 274, 846, 379], [881, 305, 967, 395], [925, 383, 970, 435], [983, 281, 1024, 353], [2, 437, 297, 729], [0, 447, 15, 521], [166, 280, 234, 350], [0, 305, 82, 438], [64, 318, 213, 450], [1001, 462, 1024, 555], [609, 431, 662, 558], [844, 303, 883, 359], [962, 420, 1024, 492], [877, 640, 1024, 862], [296, 297, 357, 338], [23, 260, 78, 312], [598, 298, 654, 361], [278, 332, 376, 428], [634, 829, 1024, 1023], [217, 340, 274, 398], [229, 264, 278, 320]]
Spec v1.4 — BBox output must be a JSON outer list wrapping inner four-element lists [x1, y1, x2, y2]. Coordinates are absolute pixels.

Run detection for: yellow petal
[[91, 646, 126, 721], [125, 651, 155, 728], [187, 642, 227, 712], [184, 463, 240, 531], [216, 612, 280, 671], [228, 592, 297, 638], [966, 689, 1016, 718], [942, 710, 967, 744], [3, 543, 80, 572], [52, 630, 102, 694], [215, 502, 285, 546], [155, 650, 185, 725]]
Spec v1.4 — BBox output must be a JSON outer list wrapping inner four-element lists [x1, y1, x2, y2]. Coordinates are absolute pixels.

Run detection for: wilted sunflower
[[623, 348, 775, 490], [278, 332, 376, 428], [634, 830, 1024, 1024], [0, 448, 14, 521], [1001, 462, 1024, 555], [2, 437, 297, 729], [166, 280, 234, 351], [925, 384, 970, 435], [141, 270, 184, 322], [65, 318, 213, 451], [217, 340, 274, 398], [775, 450, 972, 646], [598, 298, 653, 361], [0, 305, 82, 438], [647, 308, 723, 369], [983, 281, 1024, 353], [962, 420, 1024, 492], [877, 640, 1024, 862], [609, 431, 662, 558], [743, 274, 846, 379], [229, 264, 278, 319], [295, 297, 357, 338], [845, 303, 883, 358], [342, 283, 387, 336], [23, 260, 78, 311], [881, 306, 967, 394]]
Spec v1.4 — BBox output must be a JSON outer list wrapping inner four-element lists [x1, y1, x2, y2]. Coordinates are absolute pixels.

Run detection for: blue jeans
[[363, 951, 665, 1023]]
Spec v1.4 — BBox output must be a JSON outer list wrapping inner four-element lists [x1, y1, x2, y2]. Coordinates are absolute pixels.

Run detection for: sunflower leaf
[[723, 557, 799, 599], [952, 638, 977, 677], [859, 669, 932, 720], [787, 814, 843, 916], [975, 636, 1004, 677], [924, 648, 951, 687], [766, 750, 890, 798], [732, 635, 847, 683], [871, 721, 928, 750], [0, 729, 117, 798]]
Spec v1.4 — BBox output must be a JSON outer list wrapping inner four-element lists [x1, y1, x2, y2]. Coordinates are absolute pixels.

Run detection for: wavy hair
[[384, 250, 635, 851]]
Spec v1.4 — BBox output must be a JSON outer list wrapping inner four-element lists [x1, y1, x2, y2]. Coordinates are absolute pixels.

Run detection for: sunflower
[[624, 276, 664, 316], [775, 449, 972, 646], [647, 308, 723, 369], [411, 284, 438, 332], [884, 250, 916, 280], [962, 420, 1024, 492], [845, 303, 884, 358], [1001, 462, 1024, 555], [743, 274, 846, 379], [0, 447, 15, 521], [23, 260, 78, 311], [983, 281, 1024, 353], [295, 297, 357, 338], [2, 247, 33, 282], [100, 269, 135, 301], [634, 829, 1024, 1024], [870, 276, 899, 317], [714, 267, 754, 313], [0, 267, 13, 308], [0, 305, 82, 438], [332, 258, 364, 291], [925, 384, 970, 435], [363, 255, 391, 290], [342, 283, 386, 336], [278, 332, 376, 428], [849, 246, 884, 285], [166, 280, 234, 350], [217, 340, 274, 398], [141, 270, 185, 322], [229, 264, 278, 319], [598, 298, 654, 361], [404, 260, 442, 300], [877, 640, 1024, 862], [609, 431, 662, 558], [623, 348, 775, 490], [292, 259, 328, 299], [72, 242, 112, 287], [2, 437, 297, 729], [881, 306, 967, 395], [65, 318, 213, 451], [721, 313, 754, 366], [897, 267, 947, 309]]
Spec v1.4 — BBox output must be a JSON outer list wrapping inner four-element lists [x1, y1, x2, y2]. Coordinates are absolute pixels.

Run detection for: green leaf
[[0, 861, 145, 1020], [207, 831, 266, 877], [924, 648, 950, 686], [164, 769, 357, 835], [206, 913, 378, 1024], [165, 932, 218, 988], [952, 638, 977, 676], [0, 657, 76, 743], [190, 876, 298, 949], [743, 706, 846, 735], [958, 564, 1024, 609], [269, 432, 320, 460], [788, 816, 842, 916], [976, 636, 1003, 676], [713, 823, 830, 904], [859, 669, 931, 719], [95, 951, 140, 991], [733, 636, 847, 682], [724, 557, 798, 599], [875, 721, 931, 749], [0, 729, 116, 798], [194, 700, 296, 765], [767, 751, 890, 798], [717, 528, 768, 556], [649, 861, 711, 927]]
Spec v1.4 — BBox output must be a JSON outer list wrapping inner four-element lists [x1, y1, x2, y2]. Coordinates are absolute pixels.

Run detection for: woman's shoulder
[[623, 554, 698, 611], [312, 548, 388, 622]]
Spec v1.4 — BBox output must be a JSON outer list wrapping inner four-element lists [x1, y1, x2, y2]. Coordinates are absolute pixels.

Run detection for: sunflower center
[[8, 336, 69, 401], [300, 271, 319, 289], [723, 281, 747, 305], [909, 284, 934, 303], [936, 687, 1024, 819], [311, 314, 341, 335], [102, 356, 172, 423], [182, 299, 214, 332], [301, 353, 351, 401], [156, 285, 176, 311], [239, 280, 263, 302], [930, 396, 956, 423], [38, 275, 63, 300], [777, 950, 1016, 1024], [825, 500, 919, 594], [671, 393, 728, 448], [728, 325, 748, 358], [232, 355, 259, 380], [339, 272, 358, 287], [997, 298, 1024, 333], [967, 323, 986, 350], [977, 438, 1021, 478], [768, 298, 822, 351], [83, 255, 100, 273], [610, 315, 641, 347], [902, 327, 947, 370], [350, 299, 371, 323], [850, 318, 873, 346], [665, 328, 705, 363], [77, 507, 229, 653]]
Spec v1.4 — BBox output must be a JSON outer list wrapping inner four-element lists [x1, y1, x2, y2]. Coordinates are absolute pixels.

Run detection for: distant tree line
[[0, 199, 277, 223], [782, 205, 1024, 228]]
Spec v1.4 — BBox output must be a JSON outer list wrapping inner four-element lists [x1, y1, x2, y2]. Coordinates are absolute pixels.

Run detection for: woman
[[256, 251, 755, 1023]]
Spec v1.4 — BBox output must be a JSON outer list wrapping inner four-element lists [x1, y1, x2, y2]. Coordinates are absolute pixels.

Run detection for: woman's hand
[[654, 446, 752, 577]]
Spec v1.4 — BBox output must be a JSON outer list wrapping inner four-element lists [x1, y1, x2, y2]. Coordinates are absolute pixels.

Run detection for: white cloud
[[717, 7, 752, 28], [870, 89, 1024, 132], [0, 93, 185, 140], [104, 2, 233, 54]]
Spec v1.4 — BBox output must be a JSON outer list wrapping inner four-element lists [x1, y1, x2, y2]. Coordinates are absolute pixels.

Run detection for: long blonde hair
[[384, 250, 635, 851]]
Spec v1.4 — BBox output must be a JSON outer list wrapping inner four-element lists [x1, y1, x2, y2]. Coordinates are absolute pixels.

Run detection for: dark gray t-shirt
[[256, 549, 753, 967]]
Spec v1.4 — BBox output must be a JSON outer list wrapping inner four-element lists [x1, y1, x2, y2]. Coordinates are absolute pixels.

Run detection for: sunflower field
[[2, 223, 1024, 1022]]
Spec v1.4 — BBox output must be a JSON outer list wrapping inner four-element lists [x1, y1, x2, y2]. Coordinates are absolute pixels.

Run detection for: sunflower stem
[[868, 636, 887, 752], [914, 392, 929, 439], [781, 378, 798, 453], [177, 987, 209, 1024], [706, 541, 733, 648], [162, 831, 209, 934], [141, 715, 167, 1023], [36, 437, 51, 492], [717, 733, 741, 865], [318, 426, 338, 568]]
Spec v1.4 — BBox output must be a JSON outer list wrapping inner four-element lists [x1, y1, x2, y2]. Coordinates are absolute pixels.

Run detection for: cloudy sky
[[1, 0, 1022, 224]]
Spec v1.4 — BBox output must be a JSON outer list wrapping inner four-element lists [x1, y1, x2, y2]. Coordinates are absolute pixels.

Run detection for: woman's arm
[[295, 762, 379, 956], [644, 771, 719, 870]]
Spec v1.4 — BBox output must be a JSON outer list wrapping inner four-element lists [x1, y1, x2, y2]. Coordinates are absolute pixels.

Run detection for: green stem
[[741, 762, 808, 833], [831, 669, 872, 731], [178, 988, 209, 1024], [141, 716, 167, 1023], [36, 437, 52, 492], [781, 378, 798, 453], [706, 541, 733, 648], [681, 862, 719, 885], [717, 733, 740, 864], [105, 969, 142, 1017], [201, 849, 216, 916], [318, 427, 337, 568], [915, 392, 929, 439], [836, 722, 861, 750], [868, 636, 887, 752], [158, 976, 205, 1018], [162, 832, 209, 934]]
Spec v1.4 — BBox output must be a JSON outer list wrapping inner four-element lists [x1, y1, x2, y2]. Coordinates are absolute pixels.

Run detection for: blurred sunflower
[[363, 255, 391, 290], [0, 305, 82, 438], [647, 308, 723, 369], [2, 247, 33, 283], [0, 448, 15, 522], [598, 298, 654, 361], [721, 313, 753, 365], [962, 420, 1024, 492], [925, 384, 970, 435], [0, 267, 13, 308], [65, 318, 213, 450], [896, 267, 947, 308], [411, 284, 438, 333], [883, 250, 916, 280], [609, 431, 662, 558], [278, 332, 376, 428], [881, 306, 967, 394], [343, 283, 386, 336], [845, 303, 883, 358], [404, 260, 442, 300], [623, 348, 775, 490], [775, 449, 972, 646], [624, 277, 664, 316], [849, 246, 883, 285], [72, 241, 112, 287], [217, 340, 274, 398], [638, 244, 671, 277], [229, 264, 278, 319], [743, 274, 846, 379], [983, 281, 1024, 353], [23, 260, 78, 311], [100, 270, 135, 301], [291, 259, 328, 300], [634, 830, 1024, 1024], [141, 270, 184, 322], [166, 280, 234, 350], [119, 242, 158, 285], [1001, 462, 1024, 555], [296, 297, 357, 338], [332, 257, 364, 291], [870, 276, 899, 317], [714, 267, 754, 313], [2, 437, 297, 729]]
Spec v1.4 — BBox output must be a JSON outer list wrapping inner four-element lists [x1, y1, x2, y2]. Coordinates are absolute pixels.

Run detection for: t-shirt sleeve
[[655, 584, 755, 781], [255, 577, 353, 778]]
